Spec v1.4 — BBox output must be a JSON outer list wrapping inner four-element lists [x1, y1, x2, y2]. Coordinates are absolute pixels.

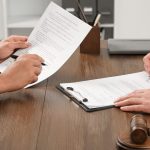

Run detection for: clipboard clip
[[67, 87, 88, 103]]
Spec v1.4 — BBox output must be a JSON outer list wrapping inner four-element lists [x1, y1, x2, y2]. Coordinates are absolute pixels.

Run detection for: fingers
[[1, 52, 44, 91], [33, 61, 42, 67], [10, 42, 30, 49], [31, 76, 38, 84], [16, 54, 43, 75], [5, 35, 28, 42], [120, 105, 144, 112], [115, 98, 143, 107], [115, 96, 145, 112], [3, 41, 30, 51], [114, 89, 150, 113], [116, 89, 147, 102], [17, 54, 44, 64], [30, 66, 42, 84], [115, 95, 132, 102], [34, 66, 42, 75], [29, 54, 44, 64], [0, 38, 30, 61]]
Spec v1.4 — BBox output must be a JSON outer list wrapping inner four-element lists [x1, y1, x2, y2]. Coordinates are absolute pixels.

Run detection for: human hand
[[143, 53, 150, 74], [0, 54, 44, 93], [114, 89, 150, 113], [0, 35, 30, 62]]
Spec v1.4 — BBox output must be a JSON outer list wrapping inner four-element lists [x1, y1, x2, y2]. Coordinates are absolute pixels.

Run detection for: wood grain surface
[[0, 41, 147, 150]]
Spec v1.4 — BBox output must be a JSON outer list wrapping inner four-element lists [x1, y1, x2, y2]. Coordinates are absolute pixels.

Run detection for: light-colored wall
[[7, 0, 62, 17], [114, 0, 150, 39], [0, 0, 62, 39]]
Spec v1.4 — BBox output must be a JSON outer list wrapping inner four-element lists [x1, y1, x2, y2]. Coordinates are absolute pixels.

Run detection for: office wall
[[114, 0, 150, 39], [7, 0, 62, 16], [0, 0, 62, 39]]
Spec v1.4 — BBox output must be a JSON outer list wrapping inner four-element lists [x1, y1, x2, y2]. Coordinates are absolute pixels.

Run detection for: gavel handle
[[147, 128, 150, 136]]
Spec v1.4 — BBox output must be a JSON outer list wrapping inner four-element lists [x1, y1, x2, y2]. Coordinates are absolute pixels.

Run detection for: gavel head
[[130, 115, 148, 144]]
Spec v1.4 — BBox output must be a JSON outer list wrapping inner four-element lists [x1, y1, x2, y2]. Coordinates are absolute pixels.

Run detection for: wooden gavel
[[130, 114, 149, 144]]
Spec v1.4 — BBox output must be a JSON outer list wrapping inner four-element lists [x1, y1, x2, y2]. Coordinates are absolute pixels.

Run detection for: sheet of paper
[[60, 72, 150, 109], [0, 2, 92, 87]]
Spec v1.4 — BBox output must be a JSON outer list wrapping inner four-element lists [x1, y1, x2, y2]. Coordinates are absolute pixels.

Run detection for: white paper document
[[60, 72, 150, 109], [0, 2, 91, 87]]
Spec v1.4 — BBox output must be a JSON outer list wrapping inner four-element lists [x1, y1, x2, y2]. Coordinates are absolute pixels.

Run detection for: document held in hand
[[0, 2, 92, 87], [58, 72, 150, 112]]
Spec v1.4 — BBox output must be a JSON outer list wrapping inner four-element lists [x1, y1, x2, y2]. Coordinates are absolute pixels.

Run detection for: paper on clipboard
[[59, 72, 150, 110]]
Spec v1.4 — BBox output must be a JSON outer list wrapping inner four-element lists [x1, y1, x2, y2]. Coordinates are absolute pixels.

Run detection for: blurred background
[[0, 0, 114, 40], [1, 0, 150, 41]]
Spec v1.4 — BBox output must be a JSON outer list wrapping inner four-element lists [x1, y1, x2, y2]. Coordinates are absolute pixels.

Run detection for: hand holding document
[[59, 72, 150, 112], [0, 2, 92, 87]]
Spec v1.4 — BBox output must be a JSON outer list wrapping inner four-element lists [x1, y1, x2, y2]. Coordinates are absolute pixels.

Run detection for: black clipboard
[[57, 85, 115, 112]]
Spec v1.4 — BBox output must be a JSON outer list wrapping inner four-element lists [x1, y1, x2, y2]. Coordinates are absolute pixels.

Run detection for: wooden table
[[0, 41, 147, 150]]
